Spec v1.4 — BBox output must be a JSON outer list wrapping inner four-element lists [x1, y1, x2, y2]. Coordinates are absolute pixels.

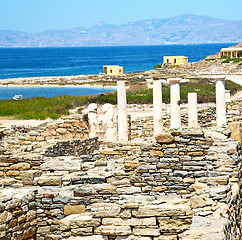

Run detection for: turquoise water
[[0, 43, 234, 79], [0, 87, 115, 100]]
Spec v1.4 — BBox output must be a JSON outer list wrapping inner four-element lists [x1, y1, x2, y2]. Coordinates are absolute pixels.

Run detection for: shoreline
[[0, 84, 117, 89]]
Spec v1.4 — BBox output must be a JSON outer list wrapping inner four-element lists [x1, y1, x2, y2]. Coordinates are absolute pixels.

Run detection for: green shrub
[[222, 59, 231, 63], [154, 64, 162, 69]]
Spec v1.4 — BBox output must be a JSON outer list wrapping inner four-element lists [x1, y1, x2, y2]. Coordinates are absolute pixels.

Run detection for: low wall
[[224, 143, 242, 240], [0, 189, 36, 240]]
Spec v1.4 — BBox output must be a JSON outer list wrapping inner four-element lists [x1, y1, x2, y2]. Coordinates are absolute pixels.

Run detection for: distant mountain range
[[0, 14, 242, 48]]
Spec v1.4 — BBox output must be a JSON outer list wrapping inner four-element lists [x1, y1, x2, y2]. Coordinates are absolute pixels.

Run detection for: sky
[[0, 0, 242, 32]]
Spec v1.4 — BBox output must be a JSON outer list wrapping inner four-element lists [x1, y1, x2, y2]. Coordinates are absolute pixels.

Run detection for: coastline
[[0, 83, 117, 89]]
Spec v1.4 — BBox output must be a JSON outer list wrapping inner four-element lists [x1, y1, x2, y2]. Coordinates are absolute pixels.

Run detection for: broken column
[[216, 78, 226, 126], [101, 103, 117, 142], [117, 81, 128, 141], [88, 103, 98, 138], [188, 92, 199, 128], [170, 78, 181, 129], [153, 80, 163, 137]]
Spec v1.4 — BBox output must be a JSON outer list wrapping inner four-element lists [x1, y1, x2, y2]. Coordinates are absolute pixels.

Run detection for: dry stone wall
[[0, 189, 36, 240], [224, 143, 242, 240]]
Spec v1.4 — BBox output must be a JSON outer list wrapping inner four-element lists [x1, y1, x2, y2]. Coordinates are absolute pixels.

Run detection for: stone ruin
[[0, 79, 241, 240]]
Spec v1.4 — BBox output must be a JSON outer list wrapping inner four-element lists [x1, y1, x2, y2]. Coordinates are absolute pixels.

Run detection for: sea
[[0, 43, 235, 99]]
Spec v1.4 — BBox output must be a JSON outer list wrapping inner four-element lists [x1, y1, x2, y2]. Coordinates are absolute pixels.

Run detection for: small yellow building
[[219, 47, 242, 58], [103, 65, 123, 76], [163, 56, 188, 64]]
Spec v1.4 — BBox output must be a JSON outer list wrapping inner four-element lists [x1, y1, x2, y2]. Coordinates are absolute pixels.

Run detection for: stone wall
[[224, 143, 242, 240], [44, 137, 99, 157], [0, 189, 36, 240], [0, 116, 90, 188]]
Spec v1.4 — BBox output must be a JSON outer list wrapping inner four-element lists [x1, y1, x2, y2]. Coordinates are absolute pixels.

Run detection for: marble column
[[225, 90, 231, 103], [88, 103, 98, 138], [101, 103, 117, 142], [169, 78, 181, 129], [117, 81, 128, 141], [188, 92, 199, 128], [153, 80, 163, 137], [216, 78, 226, 126]]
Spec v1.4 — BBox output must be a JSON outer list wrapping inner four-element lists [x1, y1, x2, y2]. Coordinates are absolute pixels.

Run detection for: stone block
[[10, 163, 31, 171], [21, 172, 34, 185], [45, 235, 62, 240], [229, 122, 242, 143], [0, 212, 12, 224], [153, 186, 167, 192], [102, 217, 156, 227], [71, 227, 93, 236], [40, 159, 81, 171], [6, 170, 20, 177], [133, 204, 191, 217], [154, 235, 177, 240], [91, 203, 121, 217], [67, 236, 108, 240], [133, 228, 160, 236], [158, 217, 192, 233], [94, 225, 131, 236], [56, 128, 68, 134], [64, 205, 86, 215], [38, 176, 61, 186], [22, 226, 36, 239], [116, 236, 151, 240], [155, 133, 174, 144], [26, 210, 37, 221]]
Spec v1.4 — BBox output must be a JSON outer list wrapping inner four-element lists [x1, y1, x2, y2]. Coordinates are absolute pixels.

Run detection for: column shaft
[[153, 80, 163, 137], [188, 92, 198, 128], [170, 79, 181, 129], [117, 81, 128, 141], [216, 79, 226, 126]]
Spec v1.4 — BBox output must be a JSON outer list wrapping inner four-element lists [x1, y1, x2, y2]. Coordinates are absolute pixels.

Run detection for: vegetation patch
[[221, 58, 242, 63]]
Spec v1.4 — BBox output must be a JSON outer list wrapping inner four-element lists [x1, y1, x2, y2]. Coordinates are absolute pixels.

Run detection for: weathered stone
[[153, 186, 167, 192], [38, 176, 62, 186], [22, 226, 36, 239], [91, 203, 121, 217], [71, 227, 93, 236], [10, 163, 31, 171], [229, 122, 242, 143], [21, 172, 34, 185], [156, 133, 174, 144], [133, 204, 191, 217], [102, 217, 156, 226], [154, 235, 177, 240], [133, 228, 160, 236], [67, 236, 107, 240], [116, 237, 151, 240], [158, 217, 192, 233], [26, 210, 36, 221], [56, 128, 68, 134], [95, 226, 131, 236], [0, 212, 12, 224], [64, 205, 86, 215], [40, 159, 81, 171]]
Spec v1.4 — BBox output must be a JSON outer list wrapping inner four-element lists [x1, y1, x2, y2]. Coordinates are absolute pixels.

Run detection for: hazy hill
[[0, 14, 242, 48]]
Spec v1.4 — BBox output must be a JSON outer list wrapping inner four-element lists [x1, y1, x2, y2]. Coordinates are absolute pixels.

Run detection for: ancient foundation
[[0, 98, 241, 240]]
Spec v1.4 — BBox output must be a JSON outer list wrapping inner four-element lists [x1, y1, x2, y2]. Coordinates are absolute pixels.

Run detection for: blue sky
[[1, 0, 242, 32]]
